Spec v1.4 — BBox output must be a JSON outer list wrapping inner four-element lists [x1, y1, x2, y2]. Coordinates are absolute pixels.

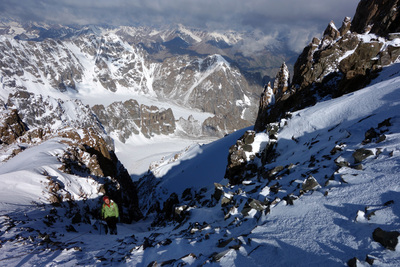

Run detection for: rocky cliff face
[[351, 0, 400, 36], [92, 100, 176, 141], [254, 0, 400, 132], [154, 54, 258, 128]]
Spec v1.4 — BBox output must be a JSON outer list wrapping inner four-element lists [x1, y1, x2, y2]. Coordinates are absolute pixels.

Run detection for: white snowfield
[[1, 62, 400, 266]]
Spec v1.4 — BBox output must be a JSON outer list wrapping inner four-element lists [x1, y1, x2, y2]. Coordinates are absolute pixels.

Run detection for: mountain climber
[[101, 195, 119, 235]]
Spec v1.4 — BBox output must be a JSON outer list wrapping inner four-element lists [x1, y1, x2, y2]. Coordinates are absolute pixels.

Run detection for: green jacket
[[101, 200, 119, 219]]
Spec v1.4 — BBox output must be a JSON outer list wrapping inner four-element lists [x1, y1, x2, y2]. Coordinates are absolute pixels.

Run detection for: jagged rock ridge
[[254, 0, 400, 132]]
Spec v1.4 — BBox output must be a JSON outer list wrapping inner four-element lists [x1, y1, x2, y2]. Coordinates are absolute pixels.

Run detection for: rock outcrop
[[225, 130, 257, 185], [254, 63, 289, 131], [93, 100, 176, 141], [351, 0, 400, 36], [0, 108, 27, 145], [254, 0, 400, 132], [272, 62, 291, 99], [372, 227, 400, 251], [202, 113, 251, 137], [57, 128, 143, 222]]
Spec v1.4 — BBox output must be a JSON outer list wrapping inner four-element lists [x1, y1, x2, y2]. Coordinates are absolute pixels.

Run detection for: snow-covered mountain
[[1, 0, 400, 266], [0, 21, 265, 139]]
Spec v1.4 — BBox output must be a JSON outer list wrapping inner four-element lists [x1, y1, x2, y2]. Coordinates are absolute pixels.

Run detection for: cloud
[[286, 26, 322, 53], [236, 30, 280, 57], [0, 0, 359, 52]]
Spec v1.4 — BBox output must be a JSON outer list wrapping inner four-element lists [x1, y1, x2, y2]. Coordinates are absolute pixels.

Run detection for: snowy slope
[[136, 127, 250, 210], [2, 62, 400, 266], [0, 138, 107, 206], [114, 134, 218, 178]]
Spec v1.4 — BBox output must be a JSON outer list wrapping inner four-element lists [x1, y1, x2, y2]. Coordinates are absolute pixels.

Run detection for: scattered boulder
[[71, 213, 82, 224], [181, 188, 193, 201], [270, 183, 281, 194], [378, 118, 392, 129], [376, 134, 386, 143], [174, 205, 189, 223], [217, 237, 235, 248], [260, 140, 278, 166], [363, 126, 387, 144], [221, 194, 233, 207], [372, 227, 400, 251], [352, 148, 374, 163], [365, 255, 375, 265], [363, 127, 378, 143], [213, 183, 224, 201], [243, 130, 256, 145], [49, 193, 62, 206], [241, 199, 266, 216], [353, 164, 363, 170], [302, 176, 321, 192], [212, 249, 231, 262], [282, 195, 297, 205], [180, 253, 197, 263], [347, 257, 360, 267], [268, 166, 284, 177], [163, 193, 179, 220]]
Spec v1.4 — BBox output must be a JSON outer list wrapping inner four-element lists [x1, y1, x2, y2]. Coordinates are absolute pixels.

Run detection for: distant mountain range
[[0, 20, 297, 139]]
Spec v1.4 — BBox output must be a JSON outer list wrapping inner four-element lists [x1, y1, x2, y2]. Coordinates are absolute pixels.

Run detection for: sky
[[0, 0, 360, 52]]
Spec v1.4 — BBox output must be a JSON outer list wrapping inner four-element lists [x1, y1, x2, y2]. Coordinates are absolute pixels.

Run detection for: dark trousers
[[104, 217, 118, 235]]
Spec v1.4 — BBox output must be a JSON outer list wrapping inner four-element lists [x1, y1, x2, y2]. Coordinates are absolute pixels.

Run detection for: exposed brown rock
[[351, 0, 400, 36], [0, 109, 27, 145]]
